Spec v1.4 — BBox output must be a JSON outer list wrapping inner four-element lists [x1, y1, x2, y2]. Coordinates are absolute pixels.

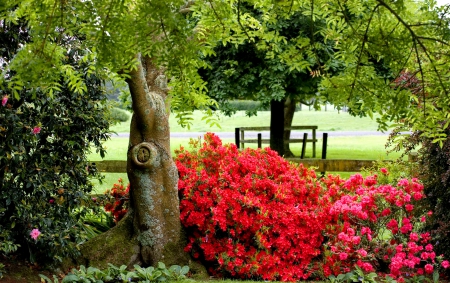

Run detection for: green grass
[[93, 109, 401, 193], [88, 135, 401, 193], [110, 109, 383, 133]]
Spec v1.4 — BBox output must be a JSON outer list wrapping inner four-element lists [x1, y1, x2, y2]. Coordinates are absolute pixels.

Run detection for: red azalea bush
[[176, 133, 331, 281], [104, 178, 130, 223], [176, 133, 449, 281]]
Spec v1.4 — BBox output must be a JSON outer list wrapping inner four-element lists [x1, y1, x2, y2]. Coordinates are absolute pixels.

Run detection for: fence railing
[[90, 158, 378, 173], [235, 126, 318, 157]]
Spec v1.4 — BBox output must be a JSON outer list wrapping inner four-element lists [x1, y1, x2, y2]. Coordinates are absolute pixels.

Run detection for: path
[[112, 131, 391, 139]]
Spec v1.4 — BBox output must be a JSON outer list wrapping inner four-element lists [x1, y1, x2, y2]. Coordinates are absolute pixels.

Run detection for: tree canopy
[[2, 0, 450, 141]]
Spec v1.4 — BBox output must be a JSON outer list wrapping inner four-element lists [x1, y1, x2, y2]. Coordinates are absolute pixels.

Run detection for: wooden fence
[[90, 158, 379, 173], [235, 126, 318, 157]]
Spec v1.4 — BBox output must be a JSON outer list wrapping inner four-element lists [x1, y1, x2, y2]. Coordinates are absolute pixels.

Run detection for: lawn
[[89, 109, 403, 193], [110, 108, 384, 133]]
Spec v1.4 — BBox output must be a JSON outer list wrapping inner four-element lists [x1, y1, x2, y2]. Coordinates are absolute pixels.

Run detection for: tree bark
[[283, 97, 297, 158], [125, 54, 183, 266], [270, 99, 285, 156]]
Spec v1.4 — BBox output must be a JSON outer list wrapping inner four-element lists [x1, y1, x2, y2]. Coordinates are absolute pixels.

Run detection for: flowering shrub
[[321, 172, 449, 282], [0, 21, 111, 263], [104, 178, 130, 223], [176, 133, 330, 281], [176, 134, 449, 282]]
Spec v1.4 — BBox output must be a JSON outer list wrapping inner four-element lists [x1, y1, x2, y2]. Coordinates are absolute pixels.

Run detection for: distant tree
[[198, 10, 336, 156]]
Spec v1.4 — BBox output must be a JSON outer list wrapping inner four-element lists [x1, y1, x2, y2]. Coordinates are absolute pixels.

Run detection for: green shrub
[[110, 107, 130, 124], [0, 21, 111, 264]]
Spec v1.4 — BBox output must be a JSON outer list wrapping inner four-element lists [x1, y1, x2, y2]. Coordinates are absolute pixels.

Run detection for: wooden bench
[[235, 126, 318, 157]]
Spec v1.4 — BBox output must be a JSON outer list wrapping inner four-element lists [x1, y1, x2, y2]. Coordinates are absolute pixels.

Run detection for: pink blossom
[[405, 204, 414, 212], [1, 95, 7, 106], [380, 168, 388, 174], [49, 199, 54, 204], [339, 252, 348, 260], [425, 244, 434, 251], [424, 264, 434, 274], [32, 126, 41, 135], [410, 232, 419, 242], [421, 216, 426, 222], [381, 208, 391, 216], [358, 249, 368, 257], [30, 228, 41, 240], [442, 260, 450, 269], [427, 211, 433, 216]]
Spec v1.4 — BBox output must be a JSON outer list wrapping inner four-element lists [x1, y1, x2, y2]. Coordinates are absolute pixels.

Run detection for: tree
[[2, 0, 450, 269], [193, 0, 450, 146], [198, 9, 336, 156]]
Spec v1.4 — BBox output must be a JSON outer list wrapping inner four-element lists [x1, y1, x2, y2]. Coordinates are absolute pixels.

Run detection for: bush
[[0, 21, 111, 264], [103, 178, 130, 223], [417, 132, 450, 265], [175, 133, 329, 281], [176, 134, 449, 282], [109, 107, 130, 124]]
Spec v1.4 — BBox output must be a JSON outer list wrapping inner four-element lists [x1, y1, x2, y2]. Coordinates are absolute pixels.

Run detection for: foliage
[[81, 208, 115, 240], [110, 108, 130, 124], [2, 0, 450, 139], [0, 262, 4, 279], [418, 132, 450, 269], [103, 178, 130, 224], [328, 266, 378, 283], [197, 7, 332, 117], [39, 262, 190, 283], [361, 159, 420, 186], [0, 21, 111, 263]]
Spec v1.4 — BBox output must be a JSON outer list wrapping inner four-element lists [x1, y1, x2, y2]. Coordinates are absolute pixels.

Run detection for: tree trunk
[[283, 97, 296, 158], [77, 55, 207, 276], [125, 54, 184, 266], [270, 99, 285, 156]]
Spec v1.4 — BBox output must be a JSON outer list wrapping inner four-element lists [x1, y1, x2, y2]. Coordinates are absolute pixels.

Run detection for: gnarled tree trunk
[[78, 56, 207, 275], [125, 54, 183, 266]]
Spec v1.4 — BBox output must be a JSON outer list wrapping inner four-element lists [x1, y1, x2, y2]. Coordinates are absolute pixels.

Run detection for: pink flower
[[405, 204, 414, 212], [1, 95, 7, 106], [30, 228, 41, 240], [358, 249, 368, 257], [49, 199, 54, 204], [380, 168, 388, 175], [339, 252, 348, 260], [427, 211, 433, 216], [425, 244, 434, 251], [424, 264, 434, 274], [442, 260, 450, 269], [381, 208, 391, 216], [32, 126, 41, 135], [421, 216, 426, 222]]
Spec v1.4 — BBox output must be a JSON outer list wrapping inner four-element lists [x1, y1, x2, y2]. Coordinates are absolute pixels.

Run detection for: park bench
[[235, 126, 318, 158]]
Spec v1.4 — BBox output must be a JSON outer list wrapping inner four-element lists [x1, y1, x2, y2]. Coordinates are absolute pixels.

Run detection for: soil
[[0, 255, 64, 283]]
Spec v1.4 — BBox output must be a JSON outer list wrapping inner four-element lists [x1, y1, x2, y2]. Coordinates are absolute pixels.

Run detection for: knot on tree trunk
[[130, 142, 160, 168]]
